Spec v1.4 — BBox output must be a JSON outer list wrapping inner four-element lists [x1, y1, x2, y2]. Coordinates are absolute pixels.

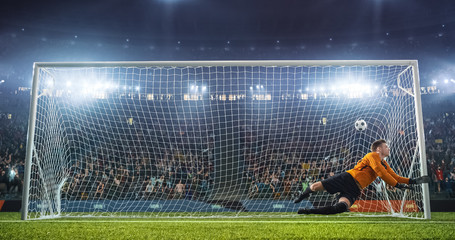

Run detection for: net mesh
[[25, 62, 426, 219]]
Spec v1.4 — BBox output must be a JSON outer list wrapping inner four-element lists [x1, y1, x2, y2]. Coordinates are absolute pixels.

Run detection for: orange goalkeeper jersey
[[346, 152, 410, 189]]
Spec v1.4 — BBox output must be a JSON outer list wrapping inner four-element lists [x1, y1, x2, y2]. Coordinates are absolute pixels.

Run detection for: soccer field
[[1, 212, 454, 239]]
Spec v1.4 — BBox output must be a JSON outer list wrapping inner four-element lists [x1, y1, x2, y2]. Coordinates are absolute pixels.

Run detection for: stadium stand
[[0, 90, 454, 201]]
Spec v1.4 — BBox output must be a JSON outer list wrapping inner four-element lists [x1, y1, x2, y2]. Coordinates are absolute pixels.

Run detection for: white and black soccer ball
[[355, 119, 367, 131]]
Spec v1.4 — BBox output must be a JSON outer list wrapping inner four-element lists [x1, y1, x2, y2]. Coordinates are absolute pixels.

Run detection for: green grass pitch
[[1, 212, 454, 239]]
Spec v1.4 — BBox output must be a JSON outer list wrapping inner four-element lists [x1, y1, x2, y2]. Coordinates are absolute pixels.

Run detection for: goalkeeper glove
[[409, 176, 430, 184], [395, 183, 412, 190]]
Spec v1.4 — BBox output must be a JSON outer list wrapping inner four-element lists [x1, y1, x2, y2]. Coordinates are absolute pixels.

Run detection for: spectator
[[94, 180, 105, 199], [144, 179, 155, 199], [8, 169, 21, 195], [248, 180, 259, 198], [174, 180, 185, 199], [450, 168, 455, 182], [443, 177, 453, 198], [0, 170, 9, 195], [436, 166, 444, 192]]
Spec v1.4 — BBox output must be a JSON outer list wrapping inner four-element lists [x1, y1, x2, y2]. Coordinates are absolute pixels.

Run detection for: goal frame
[[21, 60, 431, 220]]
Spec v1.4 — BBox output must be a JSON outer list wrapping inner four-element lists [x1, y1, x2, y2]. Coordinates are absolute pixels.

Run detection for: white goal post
[[22, 60, 431, 220]]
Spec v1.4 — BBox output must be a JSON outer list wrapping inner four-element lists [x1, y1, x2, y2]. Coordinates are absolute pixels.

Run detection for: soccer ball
[[355, 119, 367, 131]]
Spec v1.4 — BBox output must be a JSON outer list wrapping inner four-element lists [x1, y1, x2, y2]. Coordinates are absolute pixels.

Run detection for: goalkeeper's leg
[[294, 181, 324, 203], [298, 197, 351, 215]]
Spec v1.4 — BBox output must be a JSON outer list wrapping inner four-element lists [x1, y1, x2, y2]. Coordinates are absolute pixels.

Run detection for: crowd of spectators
[[424, 111, 455, 198], [0, 90, 454, 201], [61, 146, 215, 201], [0, 92, 27, 199], [52, 104, 216, 201]]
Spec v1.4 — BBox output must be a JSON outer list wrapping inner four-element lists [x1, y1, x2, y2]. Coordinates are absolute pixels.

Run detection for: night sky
[[1, 0, 455, 88]]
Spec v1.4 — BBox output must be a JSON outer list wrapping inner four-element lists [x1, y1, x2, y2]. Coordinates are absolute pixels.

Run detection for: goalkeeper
[[294, 139, 430, 215]]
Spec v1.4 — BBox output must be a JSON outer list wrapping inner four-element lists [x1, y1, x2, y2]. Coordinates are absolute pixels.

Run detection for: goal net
[[22, 61, 430, 220]]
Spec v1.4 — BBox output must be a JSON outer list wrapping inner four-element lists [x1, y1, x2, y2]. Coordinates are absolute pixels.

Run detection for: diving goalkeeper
[[294, 139, 430, 215]]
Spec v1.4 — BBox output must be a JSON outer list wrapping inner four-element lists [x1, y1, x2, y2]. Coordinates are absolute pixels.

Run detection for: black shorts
[[321, 172, 361, 205]]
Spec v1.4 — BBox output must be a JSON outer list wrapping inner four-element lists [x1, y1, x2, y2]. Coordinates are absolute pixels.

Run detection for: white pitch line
[[1, 220, 454, 224]]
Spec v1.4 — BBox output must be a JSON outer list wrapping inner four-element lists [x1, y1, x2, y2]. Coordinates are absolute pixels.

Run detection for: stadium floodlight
[[45, 79, 54, 88], [444, 79, 449, 84], [22, 60, 430, 220], [202, 86, 207, 92]]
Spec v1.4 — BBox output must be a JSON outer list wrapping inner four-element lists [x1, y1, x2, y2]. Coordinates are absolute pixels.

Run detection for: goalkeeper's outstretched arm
[[409, 176, 431, 184]]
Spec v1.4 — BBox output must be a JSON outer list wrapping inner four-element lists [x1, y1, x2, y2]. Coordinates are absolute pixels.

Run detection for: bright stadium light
[[135, 86, 140, 91], [82, 87, 89, 95], [444, 79, 449, 84], [202, 86, 207, 92], [351, 84, 362, 92], [46, 79, 54, 88], [451, 79, 455, 83], [432, 80, 437, 85], [190, 85, 195, 90], [66, 81, 72, 87], [82, 83, 92, 94], [256, 85, 260, 89], [250, 86, 253, 91]]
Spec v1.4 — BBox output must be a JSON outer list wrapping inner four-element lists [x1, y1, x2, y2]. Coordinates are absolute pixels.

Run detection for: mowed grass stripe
[[2, 213, 455, 239], [1, 220, 454, 224]]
